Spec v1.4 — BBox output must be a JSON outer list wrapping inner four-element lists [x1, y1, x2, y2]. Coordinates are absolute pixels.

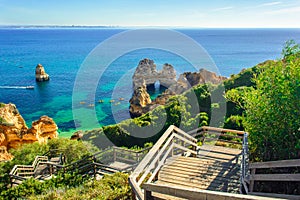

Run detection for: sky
[[0, 0, 300, 28]]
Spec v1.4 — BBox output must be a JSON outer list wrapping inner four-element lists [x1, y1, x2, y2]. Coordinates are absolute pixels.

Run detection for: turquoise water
[[0, 28, 299, 137]]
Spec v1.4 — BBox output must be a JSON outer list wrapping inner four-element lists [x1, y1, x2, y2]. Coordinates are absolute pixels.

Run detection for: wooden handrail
[[129, 125, 250, 200], [9, 156, 48, 177], [9, 144, 150, 185], [249, 159, 300, 169], [129, 125, 198, 200], [249, 158, 300, 193], [201, 126, 245, 135]]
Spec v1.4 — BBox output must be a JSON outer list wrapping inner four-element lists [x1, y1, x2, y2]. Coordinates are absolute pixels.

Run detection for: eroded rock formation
[[35, 64, 50, 82], [132, 59, 177, 89], [0, 103, 58, 161], [129, 81, 152, 118], [129, 59, 227, 118]]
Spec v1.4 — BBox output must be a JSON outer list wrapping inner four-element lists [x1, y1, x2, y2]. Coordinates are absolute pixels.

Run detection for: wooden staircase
[[156, 145, 242, 194], [9, 147, 150, 186], [129, 125, 248, 200]]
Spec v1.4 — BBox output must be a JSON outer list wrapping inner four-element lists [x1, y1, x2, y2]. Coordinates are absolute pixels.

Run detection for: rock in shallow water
[[35, 63, 50, 82]]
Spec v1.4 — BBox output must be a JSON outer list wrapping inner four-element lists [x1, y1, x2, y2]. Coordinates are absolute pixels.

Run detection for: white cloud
[[265, 6, 300, 14], [212, 6, 233, 12], [258, 1, 282, 7]]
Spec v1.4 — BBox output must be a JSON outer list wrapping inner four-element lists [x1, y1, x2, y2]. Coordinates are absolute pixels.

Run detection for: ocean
[[0, 28, 299, 137]]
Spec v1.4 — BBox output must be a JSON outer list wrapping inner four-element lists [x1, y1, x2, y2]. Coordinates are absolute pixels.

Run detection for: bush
[[0, 172, 86, 200], [243, 53, 300, 161], [27, 172, 131, 200], [89, 84, 212, 148], [0, 138, 99, 188], [47, 138, 99, 164], [223, 115, 244, 131]]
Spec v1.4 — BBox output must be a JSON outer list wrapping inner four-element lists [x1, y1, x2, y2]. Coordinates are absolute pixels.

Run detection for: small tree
[[282, 39, 300, 61], [244, 51, 300, 161]]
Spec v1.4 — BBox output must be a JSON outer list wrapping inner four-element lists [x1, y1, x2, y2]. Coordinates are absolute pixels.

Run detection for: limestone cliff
[[0, 103, 58, 161], [35, 64, 50, 82]]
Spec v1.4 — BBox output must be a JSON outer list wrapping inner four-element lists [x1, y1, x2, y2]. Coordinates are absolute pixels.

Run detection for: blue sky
[[0, 0, 300, 27]]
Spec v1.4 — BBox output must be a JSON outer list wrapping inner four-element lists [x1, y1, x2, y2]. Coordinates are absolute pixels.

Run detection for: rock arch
[[132, 58, 177, 89]]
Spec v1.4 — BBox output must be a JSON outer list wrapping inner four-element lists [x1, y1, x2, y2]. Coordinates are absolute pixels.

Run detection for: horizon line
[[0, 25, 300, 29]]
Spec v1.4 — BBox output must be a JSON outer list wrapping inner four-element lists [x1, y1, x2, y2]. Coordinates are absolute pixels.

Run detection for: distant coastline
[[1, 25, 300, 29]]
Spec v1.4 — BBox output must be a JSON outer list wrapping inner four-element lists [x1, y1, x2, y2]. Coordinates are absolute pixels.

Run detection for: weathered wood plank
[[249, 168, 256, 192], [143, 183, 276, 200], [173, 126, 198, 142], [201, 126, 246, 135], [249, 192, 300, 200], [250, 174, 300, 181], [133, 125, 175, 174], [137, 134, 176, 186], [115, 157, 137, 164], [249, 159, 300, 169]]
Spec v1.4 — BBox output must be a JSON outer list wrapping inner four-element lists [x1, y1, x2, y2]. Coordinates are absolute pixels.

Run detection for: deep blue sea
[[0, 28, 299, 137]]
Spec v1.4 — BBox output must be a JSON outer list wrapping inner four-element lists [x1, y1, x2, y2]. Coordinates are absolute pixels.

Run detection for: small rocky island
[[129, 58, 227, 118], [35, 64, 50, 82]]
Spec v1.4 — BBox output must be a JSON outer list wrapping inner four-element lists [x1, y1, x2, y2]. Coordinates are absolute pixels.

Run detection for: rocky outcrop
[[129, 81, 152, 118], [132, 59, 176, 89], [27, 116, 58, 142], [70, 130, 83, 140], [35, 64, 50, 82], [184, 69, 227, 86], [0, 103, 58, 161], [165, 69, 227, 95], [129, 59, 227, 118]]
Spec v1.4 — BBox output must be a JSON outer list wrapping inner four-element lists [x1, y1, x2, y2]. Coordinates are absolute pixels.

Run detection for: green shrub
[[47, 138, 99, 164], [223, 115, 245, 131], [241, 50, 300, 161], [0, 172, 86, 200], [0, 138, 99, 188], [27, 172, 131, 200]]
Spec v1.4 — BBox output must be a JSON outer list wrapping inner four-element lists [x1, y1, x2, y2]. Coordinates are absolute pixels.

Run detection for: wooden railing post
[[93, 155, 96, 178], [171, 137, 174, 157], [192, 144, 197, 157], [249, 168, 256, 192], [144, 189, 154, 200], [113, 147, 116, 162]]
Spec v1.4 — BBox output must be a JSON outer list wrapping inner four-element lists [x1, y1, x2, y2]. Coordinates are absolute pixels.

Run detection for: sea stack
[[129, 81, 152, 118], [35, 64, 50, 82]]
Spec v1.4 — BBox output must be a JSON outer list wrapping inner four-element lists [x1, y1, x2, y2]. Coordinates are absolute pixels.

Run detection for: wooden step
[[176, 156, 234, 164], [160, 166, 240, 180], [156, 179, 240, 194], [170, 158, 237, 170], [160, 164, 240, 176], [49, 157, 60, 163], [158, 169, 240, 185], [199, 145, 242, 155], [157, 176, 240, 193], [157, 156, 241, 193], [197, 151, 239, 161]]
